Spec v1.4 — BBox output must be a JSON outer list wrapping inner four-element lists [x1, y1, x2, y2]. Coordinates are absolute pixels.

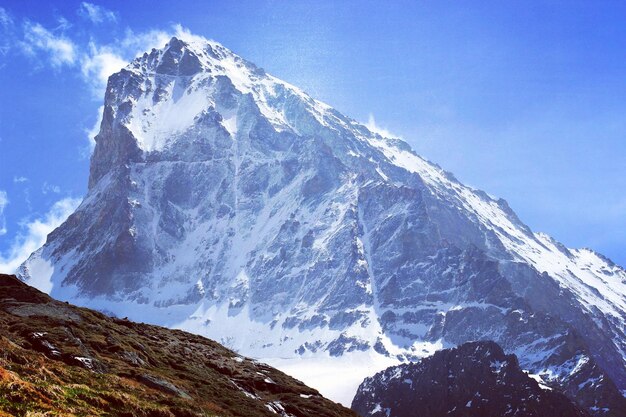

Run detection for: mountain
[[0, 273, 356, 417], [18, 36, 626, 413], [351, 341, 590, 417]]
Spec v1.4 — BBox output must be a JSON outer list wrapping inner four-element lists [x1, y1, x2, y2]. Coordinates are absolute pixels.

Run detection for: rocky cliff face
[[0, 274, 356, 417], [19, 36, 626, 413], [352, 341, 590, 417]]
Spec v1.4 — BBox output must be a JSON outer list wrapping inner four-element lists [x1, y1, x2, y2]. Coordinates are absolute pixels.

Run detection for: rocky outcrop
[[352, 341, 591, 417], [0, 274, 356, 417]]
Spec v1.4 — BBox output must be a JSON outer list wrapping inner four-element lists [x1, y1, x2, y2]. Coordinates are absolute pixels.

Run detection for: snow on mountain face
[[19, 36, 626, 413]]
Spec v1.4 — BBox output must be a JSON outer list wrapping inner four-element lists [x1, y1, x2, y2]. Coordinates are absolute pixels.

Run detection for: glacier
[[18, 35, 626, 414]]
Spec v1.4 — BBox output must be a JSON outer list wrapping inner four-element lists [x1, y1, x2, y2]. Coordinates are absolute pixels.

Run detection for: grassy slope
[[0, 274, 357, 417]]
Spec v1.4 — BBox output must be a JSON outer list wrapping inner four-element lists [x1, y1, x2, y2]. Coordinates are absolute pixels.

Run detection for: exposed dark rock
[[352, 341, 592, 417], [138, 374, 191, 399]]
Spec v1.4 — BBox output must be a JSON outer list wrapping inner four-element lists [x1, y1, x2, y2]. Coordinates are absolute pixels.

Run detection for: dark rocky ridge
[[352, 341, 592, 417], [0, 274, 356, 417]]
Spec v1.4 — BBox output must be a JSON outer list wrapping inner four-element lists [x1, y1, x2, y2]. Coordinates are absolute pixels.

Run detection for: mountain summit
[[19, 36, 626, 414]]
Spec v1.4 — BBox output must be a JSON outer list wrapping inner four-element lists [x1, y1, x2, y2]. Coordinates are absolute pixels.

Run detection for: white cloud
[[14, 7, 202, 151], [0, 7, 11, 26], [84, 105, 104, 154], [0, 197, 81, 274], [365, 114, 400, 139], [18, 12, 196, 96], [0, 7, 14, 56], [78, 26, 191, 98], [119, 27, 172, 55], [78, 2, 118, 24], [42, 182, 61, 195], [117, 25, 207, 58], [13, 176, 28, 183], [0, 191, 8, 236], [55, 16, 72, 32], [171, 24, 210, 45], [22, 21, 76, 67], [80, 42, 127, 96]]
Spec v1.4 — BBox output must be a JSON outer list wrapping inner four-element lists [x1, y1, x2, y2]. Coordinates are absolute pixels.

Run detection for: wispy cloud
[[13, 176, 28, 184], [41, 182, 61, 195], [118, 26, 173, 57], [78, 26, 175, 96], [0, 197, 81, 274], [10, 7, 169, 146], [22, 20, 77, 67], [0, 191, 8, 236], [0, 7, 12, 27], [80, 42, 127, 96], [78, 2, 118, 24], [55, 15, 72, 32], [0, 7, 15, 57], [84, 105, 104, 155], [7, 2, 202, 99], [365, 114, 400, 139], [4, 4, 204, 151]]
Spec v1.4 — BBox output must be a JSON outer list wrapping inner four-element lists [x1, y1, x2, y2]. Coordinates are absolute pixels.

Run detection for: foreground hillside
[[352, 341, 590, 417], [0, 274, 356, 417]]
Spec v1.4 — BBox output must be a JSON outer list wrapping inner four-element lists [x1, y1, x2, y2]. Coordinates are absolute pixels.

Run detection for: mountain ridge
[[352, 341, 591, 417], [18, 35, 626, 413]]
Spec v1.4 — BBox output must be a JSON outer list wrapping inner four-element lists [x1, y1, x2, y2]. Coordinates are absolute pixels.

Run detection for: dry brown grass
[[0, 274, 358, 417]]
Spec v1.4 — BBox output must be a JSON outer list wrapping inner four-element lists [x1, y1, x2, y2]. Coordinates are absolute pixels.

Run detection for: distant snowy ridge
[[352, 341, 591, 417], [19, 35, 626, 415]]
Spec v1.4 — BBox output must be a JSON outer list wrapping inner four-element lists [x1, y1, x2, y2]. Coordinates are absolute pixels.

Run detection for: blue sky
[[0, 0, 625, 270]]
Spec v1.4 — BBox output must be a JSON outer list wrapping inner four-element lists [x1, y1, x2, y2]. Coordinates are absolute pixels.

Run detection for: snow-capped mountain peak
[[20, 36, 626, 415], [113, 36, 333, 154]]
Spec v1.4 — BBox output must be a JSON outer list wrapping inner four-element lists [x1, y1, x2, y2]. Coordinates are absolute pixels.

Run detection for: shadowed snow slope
[[19, 36, 626, 415]]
